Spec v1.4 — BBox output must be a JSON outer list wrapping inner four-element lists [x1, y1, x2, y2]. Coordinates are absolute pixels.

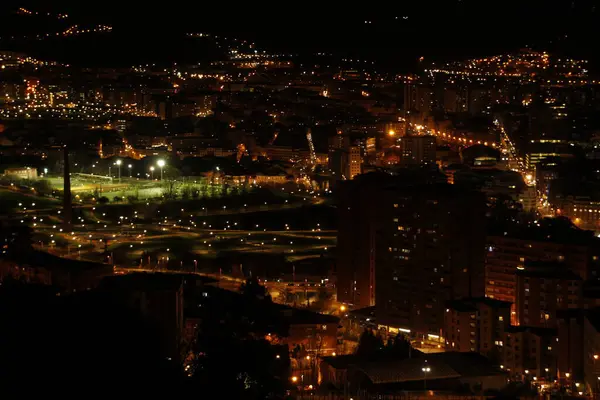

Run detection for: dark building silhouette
[[336, 174, 391, 308], [100, 273, 185, 362], [336, 172, 486, 337], [375, 183, 487, 336]]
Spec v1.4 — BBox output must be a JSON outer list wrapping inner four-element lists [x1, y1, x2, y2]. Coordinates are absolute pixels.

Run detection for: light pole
[[291, 374, 304, 398], [128, 164, 132, 178], [157, 159, 165, 181], [115, 159, 122, 182], [150, 166, 155, 180], [422, 360, 431, 391]]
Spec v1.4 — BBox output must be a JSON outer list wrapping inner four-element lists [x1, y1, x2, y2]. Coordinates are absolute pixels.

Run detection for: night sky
[[1, 1, 598, 70]]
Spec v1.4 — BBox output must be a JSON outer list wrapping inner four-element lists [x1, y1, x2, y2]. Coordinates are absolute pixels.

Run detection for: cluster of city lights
[[0, 24, 112, 42], [0, 101, 157, 121], [17, 7, 69, 19], [0, 52, 61, 69], [432, 50, 589, 83]]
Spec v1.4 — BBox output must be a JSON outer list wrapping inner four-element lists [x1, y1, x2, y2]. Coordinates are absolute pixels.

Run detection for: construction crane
[[306, 128, 317, 166]]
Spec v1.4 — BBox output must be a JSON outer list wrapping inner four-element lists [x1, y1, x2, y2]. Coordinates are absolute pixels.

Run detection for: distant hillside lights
[[0, 24, 112, 42]]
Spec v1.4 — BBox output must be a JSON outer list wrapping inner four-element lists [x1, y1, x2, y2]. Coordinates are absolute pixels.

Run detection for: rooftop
[[349, 306, 377, 319], [505, 325, 557, 337], [358, 352, 505, 385], [488, 217, 599, 247], [517, 261, 582, 280]]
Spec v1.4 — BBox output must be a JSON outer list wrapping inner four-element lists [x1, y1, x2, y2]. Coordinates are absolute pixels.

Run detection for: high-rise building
[[515, 261, 583, 328], [375, 182, 487, 336], [336, 174, 391, 308], [328, 134, 362, 181], [399, 135, 437, 166], [348, 146, 362, 179]]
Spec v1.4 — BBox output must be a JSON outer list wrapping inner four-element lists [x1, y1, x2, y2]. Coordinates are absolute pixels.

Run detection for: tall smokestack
[[63, 146, 72, 230]]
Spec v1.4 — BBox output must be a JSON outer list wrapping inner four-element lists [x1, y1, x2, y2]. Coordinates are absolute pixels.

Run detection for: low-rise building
[[500, 326, 557, 379], [3, 167, 38, 180], [485, 220, 600, 323], [443, 297, 511, 361], [321, 352, 507, 397], [558, 197, 600, 232]]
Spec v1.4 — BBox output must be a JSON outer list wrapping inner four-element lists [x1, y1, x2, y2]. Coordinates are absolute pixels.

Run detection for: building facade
[[376, 183, 487, 336]]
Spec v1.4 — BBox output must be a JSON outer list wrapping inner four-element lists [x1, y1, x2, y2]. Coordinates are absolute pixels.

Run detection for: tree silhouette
[[357, 329, 413, 360], [388, 333, 411, 358], [193, 286, 290, 398], [32, 179, 53, 196], [239, 277, 272, 301], [356, 329, 384, 358]]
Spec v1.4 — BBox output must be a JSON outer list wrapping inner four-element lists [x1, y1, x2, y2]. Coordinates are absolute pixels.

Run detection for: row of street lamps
[[110, 159, 165, 181]]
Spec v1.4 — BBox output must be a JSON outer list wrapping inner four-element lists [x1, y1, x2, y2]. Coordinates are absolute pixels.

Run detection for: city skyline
[[2, 2, 600, 397]]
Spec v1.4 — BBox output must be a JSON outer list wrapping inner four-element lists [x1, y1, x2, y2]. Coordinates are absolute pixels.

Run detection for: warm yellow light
[[340, 305, 346, 312], [291, 376, 298, 383], [388, 130, 395, 136]]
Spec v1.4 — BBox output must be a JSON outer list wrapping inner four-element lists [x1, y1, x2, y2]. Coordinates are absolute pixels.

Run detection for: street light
[[150, 166, 155, 180], [157, 159, 165, 181], [422, 360, 431, 391], [115, 159, 122, 182], [128, 164, 132, 178]]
